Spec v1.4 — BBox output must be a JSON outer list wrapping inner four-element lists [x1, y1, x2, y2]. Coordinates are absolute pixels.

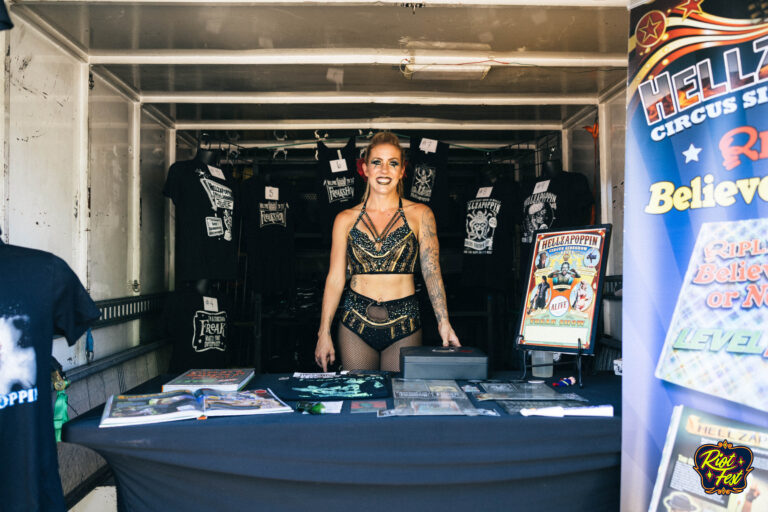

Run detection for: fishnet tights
[[338, 324, 422, 372]]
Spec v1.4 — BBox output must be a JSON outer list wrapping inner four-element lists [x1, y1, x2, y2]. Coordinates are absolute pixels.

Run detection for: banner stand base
[[514, 336, 585, 388]]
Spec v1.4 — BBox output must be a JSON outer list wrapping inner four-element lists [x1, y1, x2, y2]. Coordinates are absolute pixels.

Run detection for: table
[[63, 372, 621, 512]]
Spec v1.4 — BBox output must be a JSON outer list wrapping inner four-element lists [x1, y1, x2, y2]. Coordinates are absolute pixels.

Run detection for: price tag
[[476, 186, 493, 198], [265, 186, 279, 200], [207, 165, 226, 180], [419, 138, 438, 154], [532, 180, 550, 194], [330, 159, 348, 173], [203, 296, 219, 312]]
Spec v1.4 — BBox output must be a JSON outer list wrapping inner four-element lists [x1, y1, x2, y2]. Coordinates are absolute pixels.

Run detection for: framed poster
[[516, 225, 611, 354]]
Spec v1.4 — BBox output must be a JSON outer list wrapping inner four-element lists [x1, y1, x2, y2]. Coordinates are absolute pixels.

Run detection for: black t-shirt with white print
[[316, 137, 362, 246], [404, 137, 448, 204], [165, 286, 233, 374], [0, 241, 100, 512], [518, 171, 593, 286], [242, 174, 296, 295], [163, 157, 238, 282], [461, 176, 519, 291]]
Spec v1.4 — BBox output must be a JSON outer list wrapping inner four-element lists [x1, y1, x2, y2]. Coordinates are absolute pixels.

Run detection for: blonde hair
[[362, 132, 405, 202]]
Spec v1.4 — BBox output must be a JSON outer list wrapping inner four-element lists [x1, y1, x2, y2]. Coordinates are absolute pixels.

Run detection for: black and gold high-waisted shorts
[[340, 288, 421, 351]]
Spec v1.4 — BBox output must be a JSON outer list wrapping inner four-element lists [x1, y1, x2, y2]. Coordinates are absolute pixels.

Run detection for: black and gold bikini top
[[347, 198, 419, 275]]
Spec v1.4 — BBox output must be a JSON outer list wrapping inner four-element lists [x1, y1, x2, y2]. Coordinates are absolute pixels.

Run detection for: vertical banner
[[624, 1, 768, 510]]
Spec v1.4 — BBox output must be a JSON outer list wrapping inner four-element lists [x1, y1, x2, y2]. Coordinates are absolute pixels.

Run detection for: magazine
[[161, 368, 255, 393], [99, 388, 291, 428], [648, 405, 767, 512]]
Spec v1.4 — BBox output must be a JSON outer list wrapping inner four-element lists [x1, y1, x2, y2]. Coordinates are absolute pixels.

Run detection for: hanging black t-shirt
[[518, 171, 593, 285], [165, 287, 233, 373], [404, 136, 449, 201], [461, 176, 519, 291], [242, 174, 296, 295], [0, 241, 100, 512], [316, 138, 361, 246], [162, 157, 238, 282]]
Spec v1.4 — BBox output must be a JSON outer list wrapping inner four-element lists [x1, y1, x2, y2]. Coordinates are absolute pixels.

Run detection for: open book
[[99, 388, 291, 428]]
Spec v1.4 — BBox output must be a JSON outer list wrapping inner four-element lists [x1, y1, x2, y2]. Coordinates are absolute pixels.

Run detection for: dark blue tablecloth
[[63, 372, 621, 512]]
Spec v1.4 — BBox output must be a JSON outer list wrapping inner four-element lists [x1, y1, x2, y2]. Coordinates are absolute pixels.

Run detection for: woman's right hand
[[314, 332, 336, 372]]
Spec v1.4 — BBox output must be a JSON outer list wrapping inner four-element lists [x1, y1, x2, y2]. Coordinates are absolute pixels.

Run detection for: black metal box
[[400, 346, 488, 380]]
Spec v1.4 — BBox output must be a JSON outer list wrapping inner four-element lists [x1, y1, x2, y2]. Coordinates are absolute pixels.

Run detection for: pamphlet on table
[[381, 379, 479, 416], [474, 381, 587, 402]]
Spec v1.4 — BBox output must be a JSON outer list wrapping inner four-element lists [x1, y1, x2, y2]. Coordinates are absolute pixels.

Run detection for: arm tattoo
[[350, 275, 358, 289], [419, 208, 449, 325]]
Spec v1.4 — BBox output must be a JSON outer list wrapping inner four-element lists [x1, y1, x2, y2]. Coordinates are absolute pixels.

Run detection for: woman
[[314, 132, 460, 372]]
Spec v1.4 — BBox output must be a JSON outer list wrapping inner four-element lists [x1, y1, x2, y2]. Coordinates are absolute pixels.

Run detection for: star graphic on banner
[[638, 17, 662, 44], [636, 11, 666, 48], [682, 143, 702, 163], [675, 0, 704, 20]]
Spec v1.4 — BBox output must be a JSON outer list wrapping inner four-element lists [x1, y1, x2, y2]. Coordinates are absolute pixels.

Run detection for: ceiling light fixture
[[402, 42, 493, 81], [403, 63, 491, 81]]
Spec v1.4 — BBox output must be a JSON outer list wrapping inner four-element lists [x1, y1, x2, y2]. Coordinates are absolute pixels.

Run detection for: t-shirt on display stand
[[162, 152, 238, 283], [0, 239, 100, 511], [514, 225, 612, 387]]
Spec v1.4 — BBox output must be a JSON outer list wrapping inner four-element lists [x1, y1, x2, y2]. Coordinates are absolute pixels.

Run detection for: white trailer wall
[[86, 74, 136, 363], [2, 18, 172, 370], [139, 112, 167, 295], [6, 19, 92, 367]]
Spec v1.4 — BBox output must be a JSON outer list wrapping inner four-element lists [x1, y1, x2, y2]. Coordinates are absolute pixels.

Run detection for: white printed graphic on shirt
[[0, 316, 39, 409], [192, 311, 227, 352], [464, 198, 501, 254], [205, 217, 224, 237], [199, 176, 234, 240], [259, 202, 287, 228], [201, 178, 234, 211], [410, 164, 436, 202], [323, 176, 355, 203], [196, 169, 235, 241], [522, 191, 557, 244]]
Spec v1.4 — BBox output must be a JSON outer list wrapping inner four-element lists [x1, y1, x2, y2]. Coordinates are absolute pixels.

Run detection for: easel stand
[[514, 336, 585, 388]]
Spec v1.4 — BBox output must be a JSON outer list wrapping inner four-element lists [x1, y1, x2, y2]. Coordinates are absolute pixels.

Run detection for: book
[[99, 388, 291, 428], [161, 368, 254, 393], [648, 405, 767, 512]]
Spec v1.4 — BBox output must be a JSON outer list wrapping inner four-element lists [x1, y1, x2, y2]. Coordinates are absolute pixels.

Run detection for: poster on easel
[[516, 225, 611, 354]]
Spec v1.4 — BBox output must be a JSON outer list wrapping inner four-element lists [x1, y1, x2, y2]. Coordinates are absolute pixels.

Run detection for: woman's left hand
[[438, 322, 461, 347]]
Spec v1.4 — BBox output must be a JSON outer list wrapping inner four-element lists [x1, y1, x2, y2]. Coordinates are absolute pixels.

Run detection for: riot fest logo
[[693, 440, 754, 495]]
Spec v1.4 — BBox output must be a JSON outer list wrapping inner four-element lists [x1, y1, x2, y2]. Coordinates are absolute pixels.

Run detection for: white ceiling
[[11, 0, 629, 151]]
